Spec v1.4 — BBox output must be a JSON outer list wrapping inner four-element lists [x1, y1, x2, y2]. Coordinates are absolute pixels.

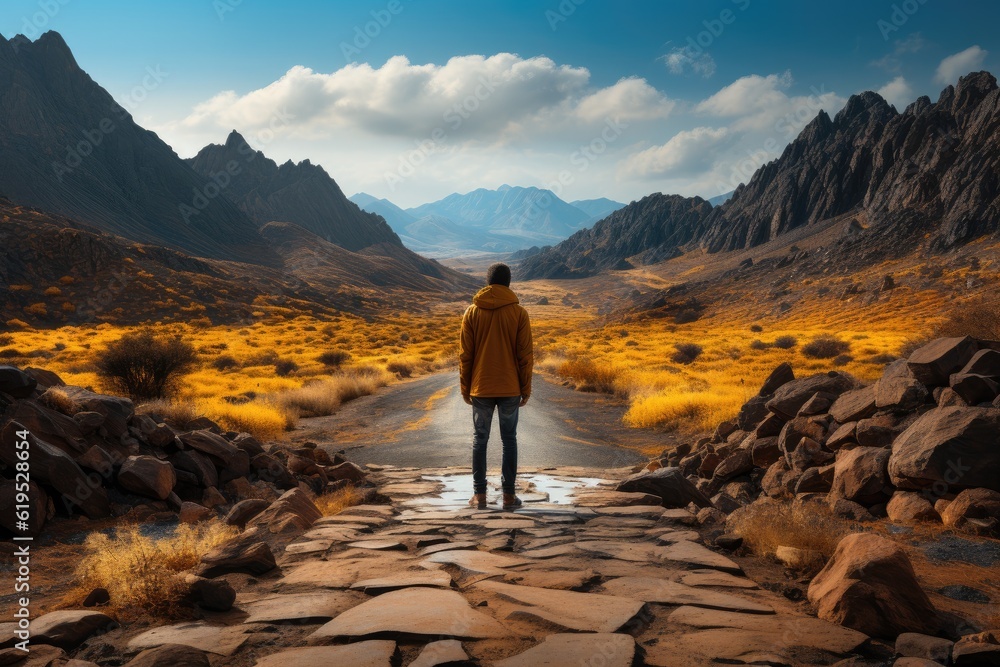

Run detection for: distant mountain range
[[350, 188, 625, 257], [520, 71, 1000, 279]]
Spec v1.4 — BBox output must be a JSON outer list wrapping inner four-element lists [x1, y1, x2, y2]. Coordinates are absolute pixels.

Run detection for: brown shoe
[[502, 493, 522, 509], [469, 493, 487, 509]]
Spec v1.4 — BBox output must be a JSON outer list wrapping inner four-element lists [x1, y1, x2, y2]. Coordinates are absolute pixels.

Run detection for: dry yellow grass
[[314, 485, 367, 516], [74, 520, 236, 618], [727, 499, 856, 560]]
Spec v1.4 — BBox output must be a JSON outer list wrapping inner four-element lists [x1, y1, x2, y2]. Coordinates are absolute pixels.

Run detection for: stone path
[[135, 465, 873, 665]]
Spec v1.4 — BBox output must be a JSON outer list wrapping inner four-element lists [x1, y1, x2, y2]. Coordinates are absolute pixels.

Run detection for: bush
[[749, 339, 771, 351], [317, 350, 351, 368], [750, 324, 763, 333], [96, 330, 196, 401], [386, 359, 413, 378], [674, 309, 701, 325], [671, 342, 703, 364], [773, 335, 798, 349], [802, 335, 851, 359], [314, 485, 366, 516], [728, 499, 855, 562], [0, 335, 12, 346], [136, 399, 200, 428], [833, 354, 854, 367], [211, 354, 238, 371], [933, 293, 1000, 341], [274, 369, 392, 418], [557, 357, 618, 393], [274, 359, 299, 377]]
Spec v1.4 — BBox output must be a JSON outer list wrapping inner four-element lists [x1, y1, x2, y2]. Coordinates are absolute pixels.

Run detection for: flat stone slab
[[424, 550, 531, 575], [419, 541, 479, 556], [574, 540, 664, 563], [600, 577, 773, 614], [253, 641, 396, 667], [660, 540, 743, 574], [476, 581, 645, 633], [281, 558, 406, 588], [380, 482, 442, 495], [679, 570, 759, 589], [339, 505, 395, 517], [505, 569, 596, 590], [347, 539, 407, 551], [520, 543, 580, 559], [586, 517, 657, 528], [240, 591, 357, 623], [315, 514, 387, 526], [127, 622, 248, 656], [495, 633, 636, 667], [381, 525, 443, 535], [302, 525, 367, 537], [572, 490, 661, 506], [310, 588, 509, 639], [647, 606, 869, 665], [350, 571, 453, 594], [410, 640, 469, 667], [654, 530, 702, 543], [285, 539, 332, 555], [593, 505, 666, 517]]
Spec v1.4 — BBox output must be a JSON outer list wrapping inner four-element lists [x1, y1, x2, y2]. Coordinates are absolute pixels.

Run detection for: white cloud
[[661, 48, 717, 78], [694, 71, 845, 133], [877, 76, 914, 109], [620, 126, 731, 178], [934, 45, 988, 84], [168, 54, 673, 146]]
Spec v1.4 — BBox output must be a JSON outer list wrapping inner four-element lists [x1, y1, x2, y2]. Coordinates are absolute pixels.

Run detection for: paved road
[[291, 372, 661, 469]]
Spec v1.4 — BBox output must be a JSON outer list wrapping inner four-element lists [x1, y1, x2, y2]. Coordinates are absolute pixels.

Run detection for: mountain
[[707, 190, 734, 206], [569, 198, 626, 225], [0, 31, 278, 266], [517, 194, 712, 279], [188, 133, 399, 251], [349, 193, 417, 235], [520, 71, 1000, 279], [407, 185, 590, 244]]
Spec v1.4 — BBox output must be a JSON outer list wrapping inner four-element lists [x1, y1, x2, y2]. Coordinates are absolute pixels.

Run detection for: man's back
[[459, 283, 533, 400]]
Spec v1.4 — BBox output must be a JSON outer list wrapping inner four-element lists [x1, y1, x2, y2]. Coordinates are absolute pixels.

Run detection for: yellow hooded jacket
[[459, 284, 533, 399]]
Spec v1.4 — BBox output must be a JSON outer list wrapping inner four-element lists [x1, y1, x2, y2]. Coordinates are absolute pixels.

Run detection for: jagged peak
[[952, 70, 998, 114], [224, 129, 248, 149], [834, 90, 895, 125], [903, 95, 933, 116]]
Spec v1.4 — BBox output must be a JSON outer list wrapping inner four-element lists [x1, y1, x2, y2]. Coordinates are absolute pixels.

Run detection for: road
[[290, 371, 663, 469]]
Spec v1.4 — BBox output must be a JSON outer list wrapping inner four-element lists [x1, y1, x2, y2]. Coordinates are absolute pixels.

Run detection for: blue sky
[[4, 0, 997, 206]]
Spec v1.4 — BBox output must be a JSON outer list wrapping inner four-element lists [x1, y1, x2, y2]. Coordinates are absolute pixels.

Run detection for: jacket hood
[[472, 284, 519, 309]]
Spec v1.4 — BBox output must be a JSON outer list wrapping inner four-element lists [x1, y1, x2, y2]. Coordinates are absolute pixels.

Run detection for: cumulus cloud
[[620, 126, 731, 178], [694, 71, 845, 134], [934, 45, 988, 84], [661, 48, 717, 78], [169, 54, 673, 145], [877, 76, 914, 109]]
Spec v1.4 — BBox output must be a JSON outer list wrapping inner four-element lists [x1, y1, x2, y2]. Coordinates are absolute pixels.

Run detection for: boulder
[[808, 533, 939, 638], [789, 437, 834, 472], [59, 386, 134, 436], [829, 386, 878, 424], [778, 417, 826, 463], [30, 610, 115, 650], [246, 488, 322, 532], [252, 453, 297, 489], [939, 488, 1000, 531], [178, 430, 243, 470], [73, 411, 105, 435], [9, 399, 88, 455], [952, 635, 1000, 665], [949, 373, 1000, 405], [888, 407, 1000, 492], [750, 436, 781, 467], [201, 486, 227, 508], [326, 461, 367, 483], [710, 450, 753, 485], [830, 447, 892, 505], [886, 491, 939, 523], [195, 539, 276, 578], [76, 445, 118, 477], [875, 360, 929, 412], [766, 372, 857, 421], [735, 395, 770, 431], [798, 392, 834, 416], [826, 422, 858, 450], [178, 502, 213, 524], [907, 336, 978, 387], [615, 466, 713, 508], [795, 465, 835, 494], [829, 498, 876, 522], [760, 459, 790, 498], [775, 545, 826, 572], [224, 498, 270, 528], [124, 644, 212, 667], [0, 421, 110, 519], [0, 365, 38, 398], [22, 366, 65, 390], [169, 450, 218, 489], [759, 362, 795, 396], [753, 413, 786, 438], [855, 415, 901, 448], [960, 348, 1000, 378], [895, 632, 954, 664], [182, 575, 236, 612], [117, 456, 176, 501], [231, 432, 266, 458]]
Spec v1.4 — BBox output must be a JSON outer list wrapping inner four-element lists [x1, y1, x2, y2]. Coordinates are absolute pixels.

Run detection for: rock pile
[[0, 364, 374, 537]]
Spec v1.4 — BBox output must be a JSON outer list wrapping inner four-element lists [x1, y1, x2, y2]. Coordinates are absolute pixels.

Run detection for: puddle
[[414, 473, 608, 508]]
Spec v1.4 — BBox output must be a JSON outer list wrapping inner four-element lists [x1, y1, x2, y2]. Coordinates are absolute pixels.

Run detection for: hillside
[[520, 72, 1000, 279], [188, 132, 400, 252], [349, 193, 418, 234], [0, 31, 278, 266]]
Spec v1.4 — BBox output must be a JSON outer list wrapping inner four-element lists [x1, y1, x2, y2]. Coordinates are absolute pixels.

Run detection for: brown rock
[[886, 491, 939, 523], [124, 644, 212, 667], [960, 348, 1000, 377], [201, 486, 226, 508], [907, 336, 978, 387], [615, 466, 713, 508], [224, 498, 269, 528], [827, 422, 858, 450], [875, 360, 929, 411], [169, 450, 218, 489], [830, 447, 892, 505], [231, 432, 266, 458], [952, 635, 1000, 665], [31, 610, 115, 650], [889, 407, 1000, 492], [750, 436, 781, 467], [829, 498, 877, 522], [59, 385, 134, 436], [118, 456, 176, 501], [736, 395, 770, 431], [766, 372, 857, 420], [808, 532, 939, 638], [789, 436, 834, 471], [178, 502, 213, 524], [940, 488, 1000, 531], [182, 575, 236, 612], [778, 417, 826, 464], [830, 386, 878, 424], [247, 488, 322, 532], [753, 413, 786, 438], [711, 449, 754, 485], [895, 632, 954, 664], [759, 362, 795, 396], [949, 373, 1000, 404], [251, 453, 297, 489], [796, 465, 835, 494], [195, 539, 276, 578], [326, 461, 367, 483], [761, 459, 790, 498], [0, 365, 38, 398]]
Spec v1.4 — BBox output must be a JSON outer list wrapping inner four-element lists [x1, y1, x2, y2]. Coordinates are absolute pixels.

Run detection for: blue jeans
[[471, 396, 520, 494]]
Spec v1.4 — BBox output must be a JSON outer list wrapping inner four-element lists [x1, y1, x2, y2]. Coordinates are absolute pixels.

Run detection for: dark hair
[[486, 262, 511, 287]]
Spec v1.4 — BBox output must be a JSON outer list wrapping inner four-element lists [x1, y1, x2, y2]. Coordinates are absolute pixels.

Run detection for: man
[[459, 262, 533, 510]]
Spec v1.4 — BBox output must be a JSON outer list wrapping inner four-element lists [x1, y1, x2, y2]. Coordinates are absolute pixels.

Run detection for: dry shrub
[[749, 339, 771, 351], [750, 324, 764, 333], [802, 335, 851, 359], [75, 520, 236, 618], [274, 369, 391, 418], [773, 335, 798, 349], [274, 359, 299, 377], [211, 354, 238, 371], [557, 357, 618, 393], [38, 388, 80, 416], [205, 399, 293, 439], [317, 350, 351, 367], [671, 342, 703, 365], [137, 399, 200, 429], [0, 334, 12, 346], [96, 330, 196, 401], [728, 499, 855, 560], [314, 485, 366, 516], [386, 359, 413, 377], [933, 293, 1000, 341]]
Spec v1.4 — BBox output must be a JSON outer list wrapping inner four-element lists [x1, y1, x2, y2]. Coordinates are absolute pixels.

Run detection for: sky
[[3, 0, 998, 207]]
